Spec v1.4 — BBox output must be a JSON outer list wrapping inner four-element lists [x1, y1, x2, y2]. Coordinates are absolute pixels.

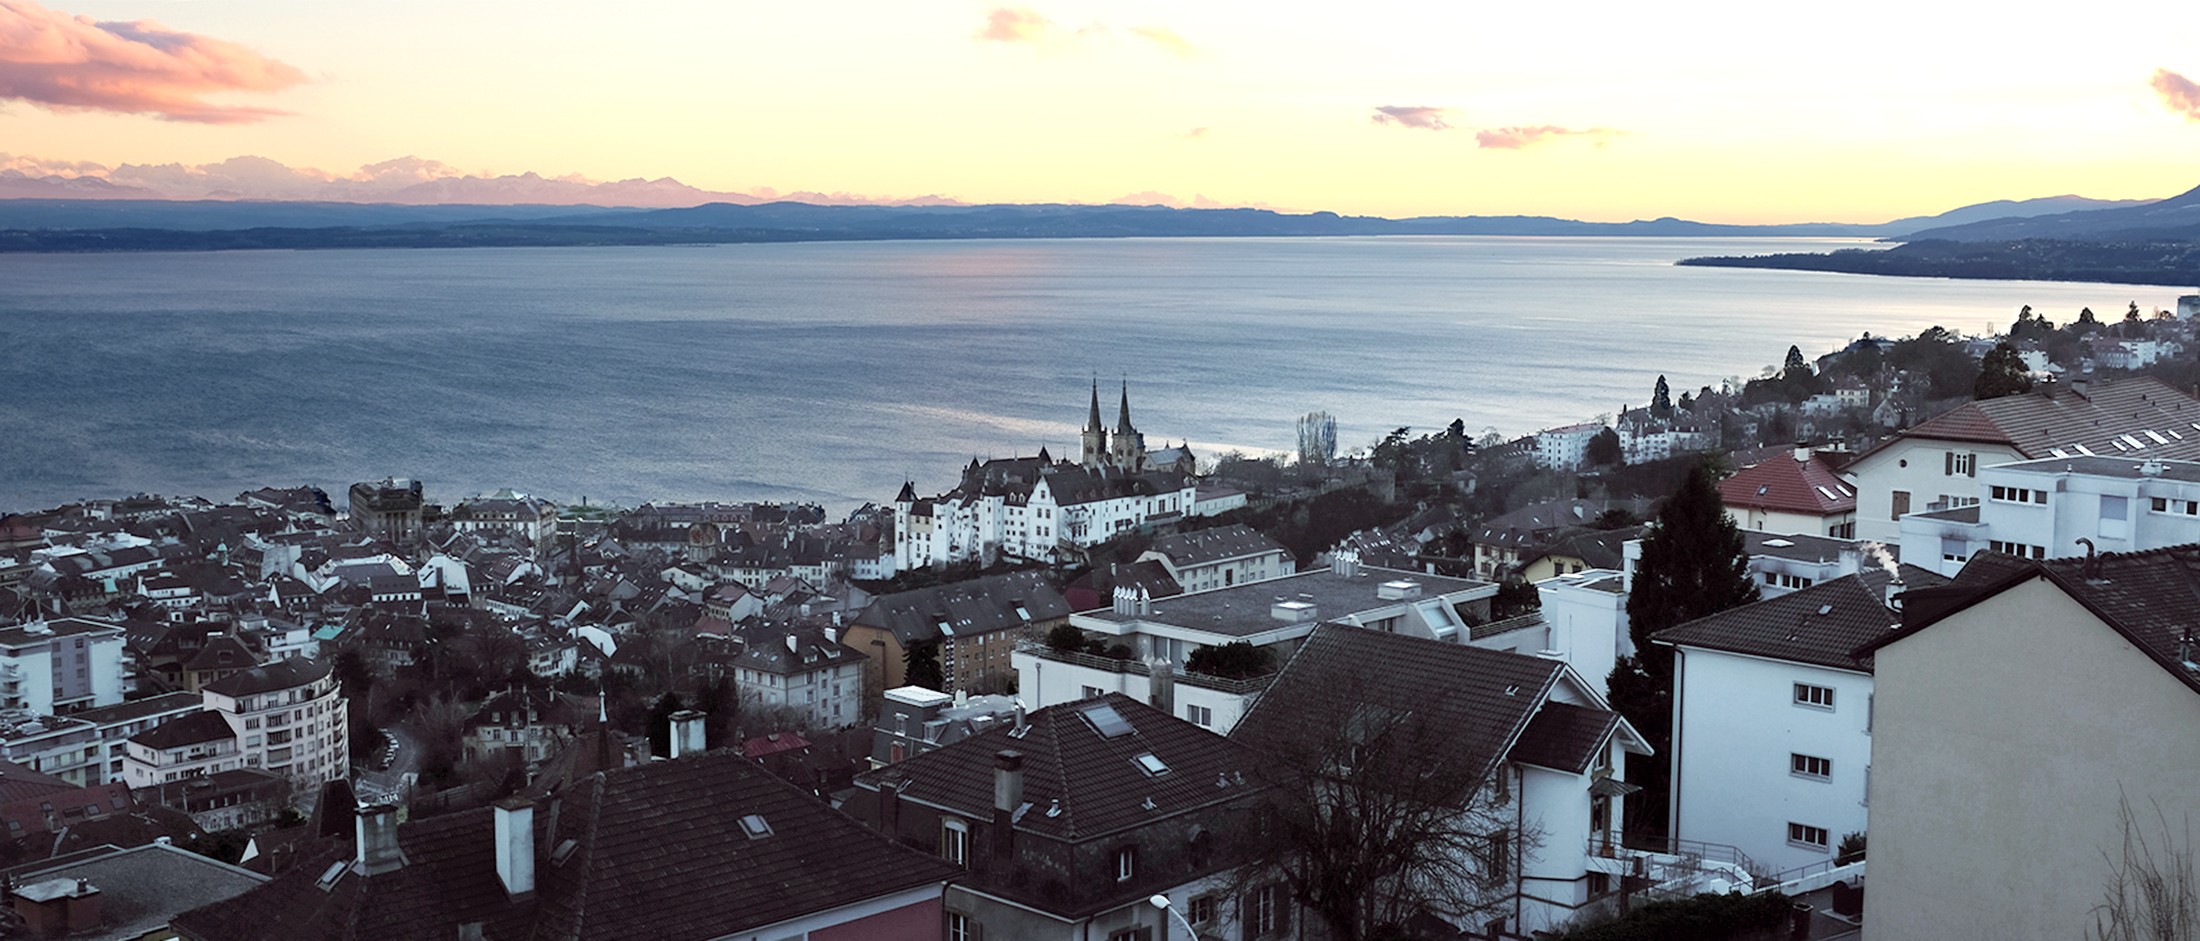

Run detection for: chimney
[[354, 803, 406, 875], [992, 750, 1024, 865], [1884, 575, 1906, 614], [824, 626, 838, 645], [878, 779, 902, 836], [785, 634, 799, 654], [668, 709, 707, 759], [1148, 658, 1175, 715], [492, 797, 535, 898], [1793, 443, 1812, 464]]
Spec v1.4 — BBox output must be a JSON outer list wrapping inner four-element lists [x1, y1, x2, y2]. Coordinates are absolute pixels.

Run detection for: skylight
[[739, 814, 773, 839], [1135, 753, 1169, 776], [1082, 702, 1134, 738]]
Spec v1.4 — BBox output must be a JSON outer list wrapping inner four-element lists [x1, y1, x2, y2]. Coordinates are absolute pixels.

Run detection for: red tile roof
[[1718, 451, 1856, 516]]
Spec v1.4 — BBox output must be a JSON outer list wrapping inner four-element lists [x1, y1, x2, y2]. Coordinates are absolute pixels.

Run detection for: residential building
[[1845, 377, 2200, 542], [1654, 565, 1945, 875], [1534, 421, 1605, 471], [447, 490, 559, 555], [1517, 527, 1638, 582], [1528, 568, 1631, 697], [870, 686, 1021, 768], [198, 658, 348, 789], [1136, 524, 1291, 593], [1899, 455, 2200, 576], [1232, 623, 1653, 936], [849, 693, 1271, 941], [1861, 547, 2200, 940], [347, 478, 425, 547], [1739, 532, 1867, 598], [0, 617, 126, 715], [76, 691, 204, 782], [734, 625, 867, 730], [139, 767, 291, 832], [1, 838, 266, 941], [1016, 553, 1497, 734], [1718, 446, 1857, 538], [121, 710, 243, 788], [845, 570, 1070, 701], [1470, 499, 1642, 579], [0, 713, 103, 786], [463, 688, 587, 769], [172, 742, 962, 941]]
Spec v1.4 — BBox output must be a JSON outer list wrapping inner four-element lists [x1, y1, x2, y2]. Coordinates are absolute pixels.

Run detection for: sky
[[4, 0, 2200, 222]]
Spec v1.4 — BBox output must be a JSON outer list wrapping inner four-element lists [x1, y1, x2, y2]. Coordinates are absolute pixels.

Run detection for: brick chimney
[[492, 796, 534, 898], [354, 802, 405, 875]]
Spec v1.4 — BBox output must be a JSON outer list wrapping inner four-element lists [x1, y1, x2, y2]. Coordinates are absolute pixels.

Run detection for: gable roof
[[1860, 544, 2200, 696], [1858, 376, 2200, 463], [858, 692, 1256, 844], [1146, 524, 1286, 567], [1508, 702, 1621, 775], [202, 657, 329, 698], [1718, 451, 1856, 515], [1654, 565, 1948, 672], [129, 710, 233, 751], [172, 750, 958, 941], [1231, 623, 1568, 790], [851, 570, 1069, 645]]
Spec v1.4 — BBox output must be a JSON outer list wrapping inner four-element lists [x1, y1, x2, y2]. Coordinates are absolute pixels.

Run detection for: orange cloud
[[0, 0, 305, 123], [1130, 25, 1196, 58], [1371, 105, 1454, 130], [975, 7, 1051, 43], [1475, 125, 1616, 149], [2152, 68, 2200, 121]]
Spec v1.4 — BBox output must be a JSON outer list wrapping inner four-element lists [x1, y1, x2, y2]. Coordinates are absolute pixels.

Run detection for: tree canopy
[[1586, 427, 1624, 468], [1974, 342, 2034, 400]]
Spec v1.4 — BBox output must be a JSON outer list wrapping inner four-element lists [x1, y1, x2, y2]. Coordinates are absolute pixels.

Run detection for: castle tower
[[1080, 379, 1109, 468], [1109, 381, 1147, 472]]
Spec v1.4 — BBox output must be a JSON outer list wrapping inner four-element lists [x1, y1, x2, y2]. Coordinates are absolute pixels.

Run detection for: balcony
[[1023, 645, 1274, 693]]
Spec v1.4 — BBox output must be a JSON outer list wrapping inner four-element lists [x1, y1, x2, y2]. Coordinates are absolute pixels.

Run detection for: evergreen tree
[[1974, 343, 2034, 400], [1586, 427, 1624, 467], [904, 638, 946, 690], [1651, 375, 1674, 418], [1783, 344, 1809, 376], [1677, 391, 1694, 412]]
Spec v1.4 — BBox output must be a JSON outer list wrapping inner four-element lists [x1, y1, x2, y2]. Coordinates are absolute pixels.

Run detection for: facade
[[1136, 524, 1291, 593], [845, 570, 1071, 701], [347, 478, 426, 547], [1016, 554, 1497, 735], [1654, 566, 1944, 875], [1899, 455, 2200, 576], [198, 658, 348, 789], [446, 490, 559, 555], [870, 686, 1020, 768], [121, 710, 243, 788], [463, 688, 585, 769], [1862, 548, 2200, 941], [1846, 377, 2200, 542], [850, 694, 1272, 941], [1534, 422, 1604, 471], [0, 617, 126, 715], [734, 625, 868, 730], [1717, 446, 1857, 538]]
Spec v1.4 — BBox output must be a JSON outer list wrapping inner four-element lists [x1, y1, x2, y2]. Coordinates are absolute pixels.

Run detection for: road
[[353, 724, 423, 804]]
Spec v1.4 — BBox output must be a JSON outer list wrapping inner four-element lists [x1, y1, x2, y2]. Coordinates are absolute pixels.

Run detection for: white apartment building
[[121, 710, 243, 788], [197, 658, 348, 789], [1534, 422, 1604, 471], [1846, 376, 2200, 543], [1654, 566, 1943, 875], [1900, 456, 2200, 576], [734, 627, 867, 730], [0, 618, 126, 715]]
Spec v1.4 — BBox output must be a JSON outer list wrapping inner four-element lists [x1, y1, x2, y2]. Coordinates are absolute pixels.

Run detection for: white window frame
[[1793, 683, 1835, 710], [1790, 753, 1832, 780], [941, 819, 969, 866], [1788, 822, 1830, 849]]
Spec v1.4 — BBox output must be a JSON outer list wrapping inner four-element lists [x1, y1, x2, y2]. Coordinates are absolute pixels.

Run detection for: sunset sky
[[5, 0, 2200, 222]]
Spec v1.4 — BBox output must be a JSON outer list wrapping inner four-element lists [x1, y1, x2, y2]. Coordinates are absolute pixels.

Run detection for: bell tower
[[1080, 379, 1109, 468], [1109, 380, 1147, 471]]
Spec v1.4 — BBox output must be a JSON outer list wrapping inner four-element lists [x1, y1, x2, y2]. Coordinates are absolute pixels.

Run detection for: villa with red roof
[[1718, 446, 1857, 538]]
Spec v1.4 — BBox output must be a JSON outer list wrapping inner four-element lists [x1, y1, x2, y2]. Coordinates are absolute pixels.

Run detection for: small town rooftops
[[852, 570, 1070, 645], [202, 657, 329, 698], [0, 617, 123, 649], [129, 710, 233, 751], [1146, 524, 1285, 567], [1857, 376, 2200, 463], [1080, 564, 1494, 638], [1718, 448, 1855, 515], [1654, 565, 1948, 672]]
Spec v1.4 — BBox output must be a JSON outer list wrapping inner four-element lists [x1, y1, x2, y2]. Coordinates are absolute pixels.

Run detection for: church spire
[[1117, 380, 1135, 434], [1087, 378, 1104, 433]]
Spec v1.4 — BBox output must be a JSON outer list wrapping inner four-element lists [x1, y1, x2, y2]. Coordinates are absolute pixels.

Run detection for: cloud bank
[[0, 0, 305, 123], [975, 7, 1051, 43], [2153, 68, 2200, 121], [1475, 125, 1616, 149], [974, 7, 1194, 55], [1370, 105, 1453, 130]]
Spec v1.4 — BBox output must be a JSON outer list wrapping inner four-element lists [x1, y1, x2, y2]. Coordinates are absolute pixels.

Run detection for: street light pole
[[1149, 894, 1198, 941]]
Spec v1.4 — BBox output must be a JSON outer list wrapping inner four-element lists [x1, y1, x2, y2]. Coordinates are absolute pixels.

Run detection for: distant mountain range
[[0, 191, 2153, 253]]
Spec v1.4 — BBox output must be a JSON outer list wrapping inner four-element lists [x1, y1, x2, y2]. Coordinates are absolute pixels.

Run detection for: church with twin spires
[[892, 382, 1208, 568]]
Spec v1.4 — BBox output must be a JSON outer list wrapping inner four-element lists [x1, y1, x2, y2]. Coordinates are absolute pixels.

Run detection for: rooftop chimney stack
[[354, 803, 406, 875], [993, 749, 1025, 813], [1884, 575, 1906, 615], [668, 709, 707, 759], [492, 797, 535, 898], [1794, 444, 1813, 464]]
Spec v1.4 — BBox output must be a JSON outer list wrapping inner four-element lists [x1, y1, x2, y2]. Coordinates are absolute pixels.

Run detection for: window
[[1794, 683, 1835, 709], [1483, 829, 1512, 883], [940, 819, 969, 866], [1188, 894, 1218, 925], [1788, 822, 1830, 849], [1080, 686, 1104, 701], [1791, 753, 1832, 780], [946, 912, 974, 941], [1185, 704, 1213, 727], [1775, 573, 1815, 590], [1989, 540, 2047, 560], [1946, 452, 1976, 477], [1115, 846, 1136, 882], [2102, 495, 2131, 537], [1246, 884, 1285, 936], [1890, 490, 1911, 520], [2152, 497, 2200, 516], [1941, 537, 1970, 564]]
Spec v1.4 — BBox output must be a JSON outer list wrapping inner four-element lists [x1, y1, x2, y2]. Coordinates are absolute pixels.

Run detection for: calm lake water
[[1, 237, 2189, 514]]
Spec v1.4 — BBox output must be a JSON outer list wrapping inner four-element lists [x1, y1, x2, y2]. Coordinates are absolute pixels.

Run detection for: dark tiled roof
[[1718, 451, 1856, 515], [1519, 527, 1639, 572], [1231, 623, 1564, 790], [75, 692, 203, 727], [1863, 544, 2200, 696], [174, 751, 958, 941], [734, 625, 866, 675], [1653, 565, 1948, 672], [1508, 702, 1621, 774], [129, 710, 231, 750], [0, 760, 72, 806], [202, 657, 328, 697], [858, 693, 1256, 843], [1147, 524, 1286, 567], [852, 570, 1069, 645], [6, 842, 265, 940], [1861, 376, 2200, 461]]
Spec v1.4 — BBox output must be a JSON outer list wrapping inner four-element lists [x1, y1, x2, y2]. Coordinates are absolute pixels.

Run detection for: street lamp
[[1149, 894, 1197, 941]]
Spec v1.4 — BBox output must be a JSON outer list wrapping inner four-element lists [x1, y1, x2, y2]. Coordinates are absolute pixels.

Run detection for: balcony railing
[[1023, 646, 1275, 694]]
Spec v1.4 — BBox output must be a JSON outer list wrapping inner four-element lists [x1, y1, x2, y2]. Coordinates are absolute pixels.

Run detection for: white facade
[[1846, 436, 2022, 543], [897, 473, 1201, 570], [1534, 423, 1603, 471], [0, 619, 126, 715], [1528, 570, 1629, 698], [122, 721, 243, 788], [1667, 646, 1873, 875], [201, 662, 349, 789], [1900, 457, 2200, 576], [1619, 427, 1710, 465], [738, 649, 866, 730]]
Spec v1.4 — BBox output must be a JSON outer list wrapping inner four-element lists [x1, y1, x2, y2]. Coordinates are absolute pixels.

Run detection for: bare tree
[[2091, 795, 2198, 941], [1228, 669, 1540, 941]]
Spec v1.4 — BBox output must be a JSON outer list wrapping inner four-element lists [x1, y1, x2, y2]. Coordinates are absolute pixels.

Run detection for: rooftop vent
[[1271, 600, 1318, 624], [1376, 580, 1423, 601]]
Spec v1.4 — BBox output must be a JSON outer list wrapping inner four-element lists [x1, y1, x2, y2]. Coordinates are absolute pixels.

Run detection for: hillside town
[[1, 301, 2199, 940]]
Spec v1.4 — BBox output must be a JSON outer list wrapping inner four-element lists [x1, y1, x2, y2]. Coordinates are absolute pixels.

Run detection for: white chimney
[[1884, 575, 1906, 614], [1793, 444, 1813, 463], [824, 626, 838, 645], [785, 634, 799, 654], [668, 709, 707, 759], [492, 796, 534, 897], [354, 803, 406, 875]]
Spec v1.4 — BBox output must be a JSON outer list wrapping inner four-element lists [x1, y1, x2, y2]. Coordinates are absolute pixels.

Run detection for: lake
[[1, 237, 2188, 514]]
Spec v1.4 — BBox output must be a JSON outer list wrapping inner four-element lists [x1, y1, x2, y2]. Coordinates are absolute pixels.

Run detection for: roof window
[[738, 814, 773, 839]]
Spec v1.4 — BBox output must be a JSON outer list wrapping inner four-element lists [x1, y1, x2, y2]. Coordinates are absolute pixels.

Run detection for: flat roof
[[1079, 564, 1495, 638], [1993, 455, 2200, 483], [882, 686, 953, 708]]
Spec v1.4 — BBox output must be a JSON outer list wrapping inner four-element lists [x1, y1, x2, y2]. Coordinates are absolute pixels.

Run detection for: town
[[2, 298, 2199, 941]]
